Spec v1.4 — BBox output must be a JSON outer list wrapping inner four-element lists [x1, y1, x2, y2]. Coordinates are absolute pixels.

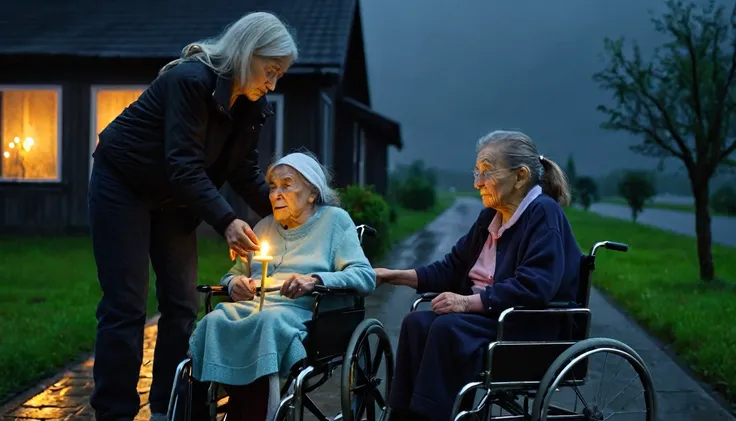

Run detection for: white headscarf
[[272, 153, 328, 201]]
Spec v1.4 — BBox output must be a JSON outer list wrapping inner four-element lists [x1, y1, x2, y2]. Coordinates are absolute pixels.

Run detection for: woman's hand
[[225, 219, 260, 257], [230, 276, 256, 301], [431, 292, 470, 314], [374, 268, 393, 286], [280, 274, 318, 299]]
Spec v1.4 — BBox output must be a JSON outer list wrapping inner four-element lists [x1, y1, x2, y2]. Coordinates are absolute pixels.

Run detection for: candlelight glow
[[260, 241, 270, 257], [1, 89, 60, 180]]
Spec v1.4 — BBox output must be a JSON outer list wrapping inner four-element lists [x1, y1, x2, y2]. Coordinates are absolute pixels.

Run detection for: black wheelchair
[[408, 240, 658, 421], [167, 224, 393, 421]]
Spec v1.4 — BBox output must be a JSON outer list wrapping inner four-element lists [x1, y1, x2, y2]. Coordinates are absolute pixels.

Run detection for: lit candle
[[252, 240, 273, 312]]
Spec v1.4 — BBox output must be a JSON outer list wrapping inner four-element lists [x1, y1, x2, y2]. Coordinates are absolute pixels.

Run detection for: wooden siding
[[365, 132, 388, 195], [0, 56, 388, 235]]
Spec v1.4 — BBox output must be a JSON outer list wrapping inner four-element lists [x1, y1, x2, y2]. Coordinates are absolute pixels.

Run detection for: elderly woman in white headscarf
[[188, 151, 376, 421]]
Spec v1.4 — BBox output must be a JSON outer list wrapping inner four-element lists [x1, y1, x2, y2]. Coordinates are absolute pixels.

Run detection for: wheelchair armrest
[[496, 302, 590, 341], [196, 285, 229, 295], [410, 293, 440, 312], [311, 284, 361, 296]]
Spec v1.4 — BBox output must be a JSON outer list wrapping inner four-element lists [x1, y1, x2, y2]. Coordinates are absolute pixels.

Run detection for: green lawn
[[600, 196, 733, 218], [0, 197, 454, 402], [567, 208, 736, 401], [388, 194, 455, 244]]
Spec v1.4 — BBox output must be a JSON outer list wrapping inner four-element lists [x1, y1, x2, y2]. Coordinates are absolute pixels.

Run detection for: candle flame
[[260, 241, 269, 257]]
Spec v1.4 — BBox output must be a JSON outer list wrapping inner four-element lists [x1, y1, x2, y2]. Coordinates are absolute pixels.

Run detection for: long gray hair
[[160, 11, 298, 85], [476, 130, 571, 206]]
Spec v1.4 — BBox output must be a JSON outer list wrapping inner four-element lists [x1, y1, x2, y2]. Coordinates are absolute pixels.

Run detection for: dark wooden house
[[0, 0, 402, 234]]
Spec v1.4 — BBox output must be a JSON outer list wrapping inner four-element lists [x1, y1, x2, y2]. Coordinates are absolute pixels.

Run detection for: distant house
[[0, 0, 402, 234]]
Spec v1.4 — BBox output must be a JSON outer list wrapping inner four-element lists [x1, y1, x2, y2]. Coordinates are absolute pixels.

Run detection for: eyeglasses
[[472, 167, 516, 181]]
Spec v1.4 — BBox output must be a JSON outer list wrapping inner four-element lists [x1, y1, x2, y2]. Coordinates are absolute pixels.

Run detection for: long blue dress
[[188, 206, 375, 414]]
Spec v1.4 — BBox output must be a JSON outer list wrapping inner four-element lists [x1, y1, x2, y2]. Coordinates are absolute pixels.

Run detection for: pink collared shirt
[[466, 186, 542, 312]]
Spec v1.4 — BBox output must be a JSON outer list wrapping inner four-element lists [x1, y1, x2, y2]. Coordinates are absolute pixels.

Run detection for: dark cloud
[[360, 0, 698, 176]]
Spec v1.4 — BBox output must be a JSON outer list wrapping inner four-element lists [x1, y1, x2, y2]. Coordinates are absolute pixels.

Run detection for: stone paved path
[[0, 317, 159, 421], [2, 198, 733, 420]]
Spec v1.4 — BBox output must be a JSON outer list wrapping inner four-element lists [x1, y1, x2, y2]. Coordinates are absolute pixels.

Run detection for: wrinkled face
[[243, 55, 293, 101], [473, 146, 528, 209], [268, 165, 317, 227]]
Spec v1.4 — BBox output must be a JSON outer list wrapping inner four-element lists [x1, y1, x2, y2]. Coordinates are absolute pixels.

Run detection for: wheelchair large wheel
[[341, 318, 394, 421], [531, 337, 657, 421]]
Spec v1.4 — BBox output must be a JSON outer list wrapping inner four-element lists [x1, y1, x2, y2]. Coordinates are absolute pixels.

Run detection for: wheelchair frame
[[167, 224, 394, 421], [408, 240, 658, 421]]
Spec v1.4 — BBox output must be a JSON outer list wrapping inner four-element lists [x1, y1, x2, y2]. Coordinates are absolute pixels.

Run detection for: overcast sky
[[359, 0, 691, 176]]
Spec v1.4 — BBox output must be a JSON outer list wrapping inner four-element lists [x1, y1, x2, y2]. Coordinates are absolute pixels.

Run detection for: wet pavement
[[588, 202, 736, 247], [2, 197, 733, 420], [0, 318, 159, 421]]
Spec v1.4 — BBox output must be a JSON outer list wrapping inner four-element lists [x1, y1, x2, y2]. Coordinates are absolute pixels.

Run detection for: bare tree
[[594, 0, 736, 282]]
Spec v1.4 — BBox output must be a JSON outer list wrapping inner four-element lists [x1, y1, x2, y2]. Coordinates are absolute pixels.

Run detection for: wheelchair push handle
[[590, 240, 629, 256], [357, 224, 377, 236], [604, 241, 628, 252]]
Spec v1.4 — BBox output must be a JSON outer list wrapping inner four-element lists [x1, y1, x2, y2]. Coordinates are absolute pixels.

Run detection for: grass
[[0, 195, 454, 402], [566, 208, 736, 401], [0, 235, 234, 401], [388, 193, 455, 244], [600, 196, 733, 218]]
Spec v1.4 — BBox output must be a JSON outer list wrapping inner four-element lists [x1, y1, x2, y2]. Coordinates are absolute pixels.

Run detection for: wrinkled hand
[[431, 292, 470, 314], [373, 268, 393, 287], [225, 219, 260, 257], [230, 276, 257, 301], [280, 274, 318, 299]]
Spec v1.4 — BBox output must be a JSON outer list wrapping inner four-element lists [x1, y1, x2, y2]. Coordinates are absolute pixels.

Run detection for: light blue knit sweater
[[188, 205, 376, 388]]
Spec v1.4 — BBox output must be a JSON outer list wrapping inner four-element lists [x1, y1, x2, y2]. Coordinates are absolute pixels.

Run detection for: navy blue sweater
[[416, 194, 582, 315]]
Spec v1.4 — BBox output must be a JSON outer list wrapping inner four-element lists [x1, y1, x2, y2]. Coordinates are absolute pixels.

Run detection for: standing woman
[[87, 12, 297, 421]]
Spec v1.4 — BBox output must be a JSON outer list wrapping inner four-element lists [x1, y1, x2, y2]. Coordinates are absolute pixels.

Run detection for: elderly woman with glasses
[[188, 152, 376, 421], [374, 130, 582, 421]]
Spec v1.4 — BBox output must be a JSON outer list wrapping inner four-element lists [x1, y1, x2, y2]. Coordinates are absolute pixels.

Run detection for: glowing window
[[89, 87, 146, 176], [0, 87, 62, 181]]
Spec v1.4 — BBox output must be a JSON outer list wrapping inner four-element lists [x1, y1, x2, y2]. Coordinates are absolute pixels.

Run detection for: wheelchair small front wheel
[[340, 318, 394, 421]]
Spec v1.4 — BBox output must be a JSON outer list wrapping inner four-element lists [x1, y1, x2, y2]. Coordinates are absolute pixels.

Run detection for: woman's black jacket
[[92, 60, 272, 235]]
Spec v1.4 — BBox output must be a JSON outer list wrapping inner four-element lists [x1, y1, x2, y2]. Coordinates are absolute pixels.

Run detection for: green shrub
[[711, 184, 736, 216], [397, 178, 436, 211], [338, 184, 392, 262], [393, 160, 437, 211], [575, 176, 599, 211]]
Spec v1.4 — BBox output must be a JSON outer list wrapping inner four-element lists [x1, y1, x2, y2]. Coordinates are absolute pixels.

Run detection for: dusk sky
[[359, 0, 691, 176]]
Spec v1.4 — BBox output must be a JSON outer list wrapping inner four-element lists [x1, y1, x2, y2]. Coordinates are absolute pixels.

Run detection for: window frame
[[353, 123, 366, 186], [320, 92, 333, 167], [89, 85, 149, 178], [0, 84, 64, 183]]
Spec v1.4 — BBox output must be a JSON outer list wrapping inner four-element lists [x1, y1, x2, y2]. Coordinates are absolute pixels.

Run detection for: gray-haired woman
[[374, 130, 582, 421], [87, 12, 297, 421]]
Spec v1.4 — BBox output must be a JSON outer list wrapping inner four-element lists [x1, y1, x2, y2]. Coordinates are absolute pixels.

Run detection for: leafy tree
[[565, 154, 578, 204], [593, 0, 736, 281], [576, 176, 599, 210], [618, 171, 657, 222]]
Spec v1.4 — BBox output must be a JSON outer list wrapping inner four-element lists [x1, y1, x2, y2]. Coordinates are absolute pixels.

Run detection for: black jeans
[[88, 159, 200, 421]]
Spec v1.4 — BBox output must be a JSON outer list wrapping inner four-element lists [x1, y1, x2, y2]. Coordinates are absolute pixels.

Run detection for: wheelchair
[[167, 224, 393, 421], [408, 240, 658, 421]]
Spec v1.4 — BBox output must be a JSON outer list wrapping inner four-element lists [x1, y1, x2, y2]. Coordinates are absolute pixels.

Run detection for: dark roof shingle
[[0, 0, 356, 66]]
